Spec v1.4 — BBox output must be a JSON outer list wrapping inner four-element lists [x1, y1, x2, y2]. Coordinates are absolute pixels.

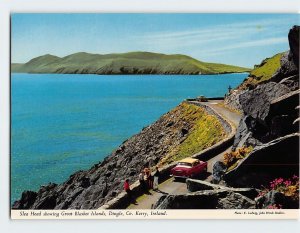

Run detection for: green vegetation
[[223, 146, 253, 171], [161, 103, 226, 164], [11, 51, 250, 75], [258, 176, 299, 206], [250, 52, 283, 82], [238, 52, 283, 90]]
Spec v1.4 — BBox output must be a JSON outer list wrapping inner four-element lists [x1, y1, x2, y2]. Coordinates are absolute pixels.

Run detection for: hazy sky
[[11, 13, 299, 67]]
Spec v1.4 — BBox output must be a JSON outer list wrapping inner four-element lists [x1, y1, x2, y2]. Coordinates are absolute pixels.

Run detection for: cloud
[[201, 36, 287, 55], [134, 16, 292, 52], [140, 16, 291, 40]]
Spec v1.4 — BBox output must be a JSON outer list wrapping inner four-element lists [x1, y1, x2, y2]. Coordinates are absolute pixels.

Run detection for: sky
[[11, 13, 300, 68]]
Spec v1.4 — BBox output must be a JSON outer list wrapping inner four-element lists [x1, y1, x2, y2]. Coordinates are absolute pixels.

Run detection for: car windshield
[[177, 162, 192, 167]]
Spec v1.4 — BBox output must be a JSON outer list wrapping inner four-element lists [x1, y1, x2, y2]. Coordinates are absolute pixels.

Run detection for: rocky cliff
[[153, 26, 299, 210], [226, 26, 299, 150], [221, 25, 299, 207], [225, 26, 299, 113], [12, 102, 226, 209]]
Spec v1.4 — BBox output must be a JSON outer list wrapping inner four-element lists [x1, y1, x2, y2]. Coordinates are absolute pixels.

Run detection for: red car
[[170, 157, 207, 179]]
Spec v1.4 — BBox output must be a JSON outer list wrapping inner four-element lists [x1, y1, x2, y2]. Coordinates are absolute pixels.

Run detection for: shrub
[[257, 175, 299, 208], [223, 146, 253, 168]]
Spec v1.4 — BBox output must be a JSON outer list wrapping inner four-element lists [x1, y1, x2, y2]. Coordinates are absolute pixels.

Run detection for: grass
[[250, 52, 283, 82], [160, 103, 226, 164], [11, 51, 250, 75], [238, 52, 284, 90]]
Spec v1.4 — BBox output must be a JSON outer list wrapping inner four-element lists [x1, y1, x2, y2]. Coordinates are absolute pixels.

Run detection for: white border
[[3, 0, 300, 12], [10, 209, 300, 220], [1, 0, 300, 232]]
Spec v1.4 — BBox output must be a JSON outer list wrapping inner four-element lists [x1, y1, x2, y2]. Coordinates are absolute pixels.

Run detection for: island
[[11, 51, 250, 75]]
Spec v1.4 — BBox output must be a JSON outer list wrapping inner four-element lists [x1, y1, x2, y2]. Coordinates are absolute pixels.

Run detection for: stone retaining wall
[[99, 101, 237, 209], [188, 101, 232, 134], [99, 162, 176, 209]]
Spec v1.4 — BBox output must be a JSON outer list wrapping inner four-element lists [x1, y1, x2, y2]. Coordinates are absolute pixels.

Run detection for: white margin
[[1, 0, 300, 232]]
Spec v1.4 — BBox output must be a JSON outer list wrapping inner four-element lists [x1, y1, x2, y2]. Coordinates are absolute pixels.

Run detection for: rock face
[[239, 82, 290, 121], [271, 26, 299, 82], [12, 103, 211, 209], [186, 179, 259, 199], [221, 25, 299, 207], [232, 89, 300, 149], [232, 116, 260, 150], [223, 89, 245, 112], [12, 191, 37, 209], [225, 133, 299, 188], [279, 74, 299, 91], [153, 190, 256, 209], [289, 25, 300, 68]]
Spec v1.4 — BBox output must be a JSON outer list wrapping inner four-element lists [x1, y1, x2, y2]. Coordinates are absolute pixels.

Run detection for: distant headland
[[11, 51, 250, 75]]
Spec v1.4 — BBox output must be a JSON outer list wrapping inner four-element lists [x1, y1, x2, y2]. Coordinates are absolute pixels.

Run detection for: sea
[[11, 73, 247, 203]]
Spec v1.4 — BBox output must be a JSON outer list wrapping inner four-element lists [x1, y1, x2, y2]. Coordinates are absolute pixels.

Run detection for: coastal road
[[128, 100, 241, 209]]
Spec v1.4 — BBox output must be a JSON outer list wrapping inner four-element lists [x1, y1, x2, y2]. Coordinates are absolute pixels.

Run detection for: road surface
[[128, 100, 241, 209]]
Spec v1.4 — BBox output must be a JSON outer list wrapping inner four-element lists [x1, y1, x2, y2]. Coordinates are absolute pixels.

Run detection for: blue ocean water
[[11, 73, 247, 203]]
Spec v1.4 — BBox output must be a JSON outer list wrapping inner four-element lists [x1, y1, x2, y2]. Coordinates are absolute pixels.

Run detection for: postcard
[[10, 13, 299, 219]]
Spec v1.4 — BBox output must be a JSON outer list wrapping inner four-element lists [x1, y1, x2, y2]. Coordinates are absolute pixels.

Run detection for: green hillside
[[238, 52, 284, 90], [250, 52, 284, 82], [11, 51, 250, 75]]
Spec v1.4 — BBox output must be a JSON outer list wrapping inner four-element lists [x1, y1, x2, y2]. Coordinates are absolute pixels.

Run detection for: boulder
[[232, 116, 265, 149], [233, 88, 299, 148], [279, 74, 299, 91], [186, 179, 259, 199], [265, 89, 300, 140], [239, 82, 290, 121], [217, 192, 255, 209], [186, 179, 216, 192], [153, 190, 256, 209], [225, 133, 299, 188], [212, 161, 227, 183], [224, 89, 245, 112], [268, 89, 300, 117]]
